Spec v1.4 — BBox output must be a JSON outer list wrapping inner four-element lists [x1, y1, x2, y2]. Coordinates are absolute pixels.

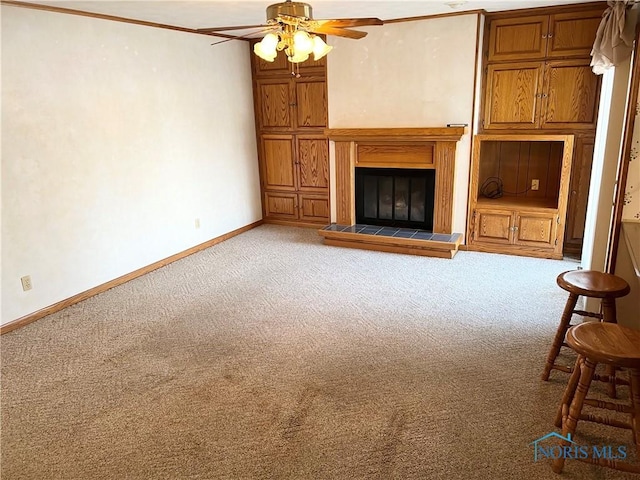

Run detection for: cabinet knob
[[542, 34, 547, 39], [572, 190, 577, 195], [548, 33, 553, 38]]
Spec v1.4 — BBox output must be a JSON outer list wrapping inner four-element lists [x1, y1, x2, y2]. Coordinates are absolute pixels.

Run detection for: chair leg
[[555, 356, 583, 428], [543, 293, 578, 381], [601, 297, 618, 398], [552, 357, 596, 474]]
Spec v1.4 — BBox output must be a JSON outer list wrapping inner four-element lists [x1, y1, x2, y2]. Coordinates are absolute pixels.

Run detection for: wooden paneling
[[514, 211, 557, 247], [257, 79, 291, 129], [264, 192, 298, 219], [541, 59, 600, 129], [295, 79, 327, 128], [261, 135, 296, 191], [296, 136, 329, 192], [326, 128, 465, 142], [335, 141, 355, 226], [548, 11, 603, 58], [488, 16, 549, 61], [356, 143, 434, 168], [484, 62, 544, 129], [299, 194, 329, 222], [433, 141, 457, 234]]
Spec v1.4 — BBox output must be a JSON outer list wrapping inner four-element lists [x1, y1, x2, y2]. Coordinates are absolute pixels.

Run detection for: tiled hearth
[[319, 223, 463, 259]]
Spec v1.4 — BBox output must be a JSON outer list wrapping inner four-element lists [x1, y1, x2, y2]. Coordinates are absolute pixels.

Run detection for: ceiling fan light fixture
[[312, 36, 333, 61], [287, 51, 310, 63], [254, 36, 278, 62], [293, 30, 314, 55]]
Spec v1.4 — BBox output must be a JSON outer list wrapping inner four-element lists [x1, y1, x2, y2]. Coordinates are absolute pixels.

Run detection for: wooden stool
[[552, 322, 640, 474], [542, 270, 630, 397]]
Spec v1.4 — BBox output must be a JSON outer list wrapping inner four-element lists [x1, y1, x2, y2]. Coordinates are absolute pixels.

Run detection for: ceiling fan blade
[[197, 24, 269, 33], [209, 27, 276, 46], [307, 26, 368, 39], [314, 18, 383, 28]]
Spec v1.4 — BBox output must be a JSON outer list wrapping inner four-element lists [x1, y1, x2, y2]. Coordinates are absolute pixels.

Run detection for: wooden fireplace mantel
[[326, 126, 465, 234], [325, 127, 465, 142]]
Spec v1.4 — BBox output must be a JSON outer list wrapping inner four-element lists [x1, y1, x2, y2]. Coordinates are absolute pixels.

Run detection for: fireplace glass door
[[355, 167, 435, 230]]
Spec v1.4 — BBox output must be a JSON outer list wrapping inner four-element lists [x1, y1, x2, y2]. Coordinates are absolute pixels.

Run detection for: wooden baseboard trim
[[264, 219, 329, 229], [1, 220, 264, 335]]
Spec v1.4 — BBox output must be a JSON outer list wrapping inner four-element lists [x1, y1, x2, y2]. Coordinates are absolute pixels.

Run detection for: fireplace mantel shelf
[[325, 127, 465, 142]]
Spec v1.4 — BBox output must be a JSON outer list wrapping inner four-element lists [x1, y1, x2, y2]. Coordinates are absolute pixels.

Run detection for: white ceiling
[[19, 0, 601, 31]]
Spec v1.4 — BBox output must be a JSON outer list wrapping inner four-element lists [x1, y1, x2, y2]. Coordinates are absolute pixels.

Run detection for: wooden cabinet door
[[564, 136, 595, 253], [295, 78, 327, 129], [541, 59, 600, 130], [254, 49, 292, 76], [484, 62, 544, 130], [264, 192, 298, 220], [548, 10, 603, 59], [473, 208, 514, 245], [256, 79, 293, 130], [261, 135, 296, 191], [299, 194, 329, 223], [296, 136, 329, 192], [514, 211, 558, 248], [488, 16, 549, 62]]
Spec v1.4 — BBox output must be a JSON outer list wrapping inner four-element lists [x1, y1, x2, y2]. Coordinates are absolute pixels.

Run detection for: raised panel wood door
[[564, 136, 595, 251], [473, 209, 513, 245], [541, 59, 600, 130], [488, 16, 549, 62], [264, 192, 298, 220], [299, 194, 329, 222], [514, 211, 557, 249], [296, 136, 329, 192], [256, 79, 293, 130], [261, 135, 296, 191], [548, 10, 603, 58], [295, 78, 327, 129], [484, 62, 544, 129]]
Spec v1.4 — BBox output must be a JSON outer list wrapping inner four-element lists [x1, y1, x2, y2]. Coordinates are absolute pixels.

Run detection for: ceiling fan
[[197, 0, 383, 64]]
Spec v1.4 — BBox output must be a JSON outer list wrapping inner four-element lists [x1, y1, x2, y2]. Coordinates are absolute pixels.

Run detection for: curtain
[[591, 0, 637, 75]]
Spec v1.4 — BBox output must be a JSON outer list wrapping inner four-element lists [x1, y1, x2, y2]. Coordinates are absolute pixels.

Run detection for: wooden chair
[[542, 270, 630, 397], [552, 322, 640, 474]]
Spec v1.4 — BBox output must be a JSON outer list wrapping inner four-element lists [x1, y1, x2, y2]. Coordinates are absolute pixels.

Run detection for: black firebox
[[355, 167, 435, 230]]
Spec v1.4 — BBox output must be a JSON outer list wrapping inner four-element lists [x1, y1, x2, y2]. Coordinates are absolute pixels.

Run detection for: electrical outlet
[[531, 179, 540, 191], [21, 275, 32, 291], [195, 218, 200, 229]]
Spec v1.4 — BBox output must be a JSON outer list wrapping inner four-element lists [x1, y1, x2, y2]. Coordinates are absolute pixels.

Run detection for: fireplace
[[355, 167, 435, 230]]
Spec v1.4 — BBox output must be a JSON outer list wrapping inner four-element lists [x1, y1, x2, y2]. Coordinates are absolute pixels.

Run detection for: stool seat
[[557, 270, 630, 298], [567, 322, 640, 369]]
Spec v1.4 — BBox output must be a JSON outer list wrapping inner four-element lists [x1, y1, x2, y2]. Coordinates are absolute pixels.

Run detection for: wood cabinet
[[251, 47, 330, 226], [474, 207, 559, 249], [488, 10, 603, 62], [467, 134, 574, 259], [484, 58, 600, 130], [481, 5, 603, 257]]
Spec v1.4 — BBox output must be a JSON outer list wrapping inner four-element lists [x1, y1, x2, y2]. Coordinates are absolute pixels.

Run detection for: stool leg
[[601, 297, 618, 398], [555, 356, 583, 428], [542, 293, 578, 381], [552, 357, 596, 474]]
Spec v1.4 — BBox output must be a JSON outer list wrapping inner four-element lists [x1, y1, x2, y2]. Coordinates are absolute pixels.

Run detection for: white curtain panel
[[591, 0, 638, 74]]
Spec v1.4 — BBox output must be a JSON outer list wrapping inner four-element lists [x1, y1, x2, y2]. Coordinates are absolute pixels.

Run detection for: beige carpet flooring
[[1, 225, 638, 479]]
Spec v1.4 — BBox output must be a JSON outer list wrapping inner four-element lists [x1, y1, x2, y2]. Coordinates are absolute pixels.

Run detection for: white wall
[[1, 7, 262, 324], [326, 14, 479, 236]]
